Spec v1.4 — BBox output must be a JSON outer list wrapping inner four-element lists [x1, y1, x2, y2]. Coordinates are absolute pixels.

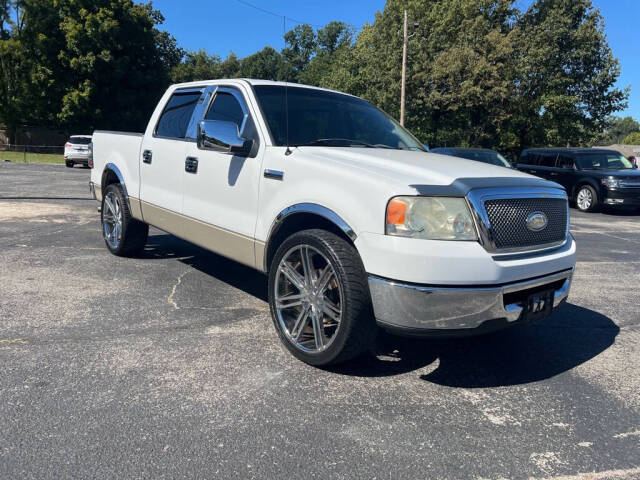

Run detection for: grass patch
[[1, 151, 65, 164]]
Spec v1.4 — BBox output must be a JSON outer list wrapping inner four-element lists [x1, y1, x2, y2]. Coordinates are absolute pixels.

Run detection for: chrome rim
[[577, 188, 593, 210], [102, 191, 122, 249], [274, 245, 343, 353]]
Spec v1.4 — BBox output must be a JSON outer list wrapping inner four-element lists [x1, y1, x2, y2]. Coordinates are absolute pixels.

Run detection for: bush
[[622, 132, 640, 145]]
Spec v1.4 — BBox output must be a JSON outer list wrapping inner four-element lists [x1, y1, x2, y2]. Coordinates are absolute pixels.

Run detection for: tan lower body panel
[[128, 196, 143, 221], [94, 185, 103, 203], [140, 200, 257, 269]]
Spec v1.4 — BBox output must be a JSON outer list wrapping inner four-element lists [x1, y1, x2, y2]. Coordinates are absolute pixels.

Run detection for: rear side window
[[155, 90, 202, 139], [538, 153, 558, 167], [69, 136, 91, 144], [205, 92, 245, 130], [557, 155, 574, 169], [519, 153, 535, 165]]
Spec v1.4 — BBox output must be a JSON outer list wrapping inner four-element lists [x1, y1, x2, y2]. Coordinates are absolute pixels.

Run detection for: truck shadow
[[331, 304, 619, 387], [142, 234, 618, 388], [142, 233, 268, 302]]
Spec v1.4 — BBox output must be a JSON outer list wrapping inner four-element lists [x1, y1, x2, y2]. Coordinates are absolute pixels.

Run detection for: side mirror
[[197, 120, 253, 156]]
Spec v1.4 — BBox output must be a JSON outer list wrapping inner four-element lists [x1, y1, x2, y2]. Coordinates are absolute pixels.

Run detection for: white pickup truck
[[90, 79, 576, 366]]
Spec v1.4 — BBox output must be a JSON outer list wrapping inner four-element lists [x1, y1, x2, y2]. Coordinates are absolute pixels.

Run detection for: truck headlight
[[602, 177, 619, 189], [386, 196, 477, 240]]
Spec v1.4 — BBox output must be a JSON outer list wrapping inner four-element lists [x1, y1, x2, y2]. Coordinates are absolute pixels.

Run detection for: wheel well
[[102, 168, 120, 191], [264, 212, 355, 271]]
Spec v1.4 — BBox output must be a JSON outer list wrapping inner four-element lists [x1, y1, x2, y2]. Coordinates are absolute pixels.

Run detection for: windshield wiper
[[294, 138, 394, 149]]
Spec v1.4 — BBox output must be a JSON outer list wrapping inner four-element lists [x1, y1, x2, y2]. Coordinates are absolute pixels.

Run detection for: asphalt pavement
[[1, 163, 639, 479]]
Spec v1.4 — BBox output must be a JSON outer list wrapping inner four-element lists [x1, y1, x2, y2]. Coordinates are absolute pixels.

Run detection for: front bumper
[[604, 188, 640, 206], [368, 268, 573, 336]]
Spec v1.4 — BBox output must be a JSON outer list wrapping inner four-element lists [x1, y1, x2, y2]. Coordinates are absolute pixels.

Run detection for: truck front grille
[[484, 197, 568, 250]]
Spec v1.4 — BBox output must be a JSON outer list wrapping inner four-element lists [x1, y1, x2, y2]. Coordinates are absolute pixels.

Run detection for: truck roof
[[168, 78, 353, 97]]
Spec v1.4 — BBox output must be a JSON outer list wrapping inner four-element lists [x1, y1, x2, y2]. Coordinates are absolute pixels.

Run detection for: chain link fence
[[1, 144, 65, 164]]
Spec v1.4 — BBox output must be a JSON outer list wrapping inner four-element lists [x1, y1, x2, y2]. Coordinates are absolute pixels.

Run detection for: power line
[[233, 0, 323, 28]]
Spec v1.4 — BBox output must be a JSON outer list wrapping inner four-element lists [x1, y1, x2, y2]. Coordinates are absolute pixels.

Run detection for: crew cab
[[517, 148, 640, 212], [89, 79, 576, 366]]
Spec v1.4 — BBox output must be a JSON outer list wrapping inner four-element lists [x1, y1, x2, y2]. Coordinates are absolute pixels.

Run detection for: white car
[[89, 80, 576, 366], [64, 135, 92, 167]]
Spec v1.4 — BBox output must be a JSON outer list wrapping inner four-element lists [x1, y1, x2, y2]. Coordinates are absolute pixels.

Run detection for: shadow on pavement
[[142, 234, 618, 387], [143, 233, 268, 302], [331, 304, 619, 387]]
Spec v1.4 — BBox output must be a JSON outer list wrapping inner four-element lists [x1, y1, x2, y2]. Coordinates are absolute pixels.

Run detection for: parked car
[[64, 135, 93, 168], [89, 80, 575, 366], [516, 148, 640, 212], [431, 147, 512, 168]]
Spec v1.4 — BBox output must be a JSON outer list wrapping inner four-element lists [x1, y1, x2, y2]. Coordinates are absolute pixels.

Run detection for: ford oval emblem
[[526, 211, 548, 232]]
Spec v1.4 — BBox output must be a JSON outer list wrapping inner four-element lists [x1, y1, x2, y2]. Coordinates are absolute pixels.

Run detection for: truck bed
[[90, 130, 143, 201]]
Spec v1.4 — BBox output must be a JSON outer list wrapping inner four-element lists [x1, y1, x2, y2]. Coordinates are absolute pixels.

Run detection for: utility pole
[[400, 9, 408, 126]]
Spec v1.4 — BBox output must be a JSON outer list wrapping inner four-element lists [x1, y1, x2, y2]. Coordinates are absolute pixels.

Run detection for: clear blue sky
[[150, 0, 639, 120]]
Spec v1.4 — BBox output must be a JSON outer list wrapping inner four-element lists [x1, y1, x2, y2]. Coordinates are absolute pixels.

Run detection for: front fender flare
[[263, 203, 357, 271]]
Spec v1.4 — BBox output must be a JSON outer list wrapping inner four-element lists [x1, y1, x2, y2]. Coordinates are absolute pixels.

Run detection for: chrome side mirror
[[197, 120, 253, 156]]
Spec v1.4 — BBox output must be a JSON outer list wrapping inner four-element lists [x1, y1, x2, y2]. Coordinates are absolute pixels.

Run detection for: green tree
[[597, 116, 640, 144], [510, 0, 628, 149], [239, 46, 284, 80], [16, 0, 181, 132], [622, 131, 640, 145], [281, 24, 316, 81], [299, 21, 354, 86]]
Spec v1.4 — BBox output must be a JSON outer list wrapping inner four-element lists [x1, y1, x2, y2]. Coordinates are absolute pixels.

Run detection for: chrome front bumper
[[368, 269, 573, 336]]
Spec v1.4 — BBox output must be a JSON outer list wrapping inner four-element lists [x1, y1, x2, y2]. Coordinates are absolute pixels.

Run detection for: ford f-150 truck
[[89, 79, 576, 366]]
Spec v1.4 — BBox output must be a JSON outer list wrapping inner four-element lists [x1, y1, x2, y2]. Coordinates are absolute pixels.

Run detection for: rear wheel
[[575, 185, 598, 212], [268, 229, 376, 366], [101, 183, 148, 256]]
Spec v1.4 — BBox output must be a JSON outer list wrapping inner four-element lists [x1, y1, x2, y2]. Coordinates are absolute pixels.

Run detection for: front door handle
[[550, 172, 558, 176], [185, 156, 198, 174], [264, 169, 284, 180], [142, 150, 152, 164]]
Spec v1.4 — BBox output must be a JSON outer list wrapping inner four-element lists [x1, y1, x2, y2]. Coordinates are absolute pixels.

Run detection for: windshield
[[576, 152, 633, 170], [454, 150, 511, 168], [69, 136, 91, 145], [253, 85, 425, 151]]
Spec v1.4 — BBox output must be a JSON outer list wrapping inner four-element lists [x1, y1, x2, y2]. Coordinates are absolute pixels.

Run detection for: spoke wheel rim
[[577, 188, 592, 210], [274, 244, 343, 353], [102, 191, 123, 249]]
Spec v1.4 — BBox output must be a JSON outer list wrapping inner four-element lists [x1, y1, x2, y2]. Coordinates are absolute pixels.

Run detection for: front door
[[182, 85, 263, 267]]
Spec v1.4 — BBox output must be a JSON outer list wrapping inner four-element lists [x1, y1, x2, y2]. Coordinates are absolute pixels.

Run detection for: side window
[[557, 155, 574, 169], [539, 153, 558, 167], [155, 90, 202, 139], [519, 153, 534, 165], [205, 92, 245, 131]]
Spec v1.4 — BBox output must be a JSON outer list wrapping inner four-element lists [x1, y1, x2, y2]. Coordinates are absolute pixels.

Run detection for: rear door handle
[[550, 172, 558, 176], [142, 150, 152, 164], [185, 156, 198, 174]]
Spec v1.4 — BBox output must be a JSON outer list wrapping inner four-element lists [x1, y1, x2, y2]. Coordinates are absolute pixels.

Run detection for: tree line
[[0, 0, 633, 153]]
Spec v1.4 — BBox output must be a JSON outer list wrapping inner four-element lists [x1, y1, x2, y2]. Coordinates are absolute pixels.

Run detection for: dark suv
[[517, 148, 640, 212]]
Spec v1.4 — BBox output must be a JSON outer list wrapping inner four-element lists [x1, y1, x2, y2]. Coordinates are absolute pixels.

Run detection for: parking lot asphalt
[[1, 163, 639, 479]]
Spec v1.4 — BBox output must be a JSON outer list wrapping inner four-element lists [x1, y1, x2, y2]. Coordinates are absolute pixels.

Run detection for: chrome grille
[[484, 197, 568, 250], [619, 180, 640, 188]]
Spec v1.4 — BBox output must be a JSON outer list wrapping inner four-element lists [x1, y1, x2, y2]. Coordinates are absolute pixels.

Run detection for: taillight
[[65, 142, 71, 147]]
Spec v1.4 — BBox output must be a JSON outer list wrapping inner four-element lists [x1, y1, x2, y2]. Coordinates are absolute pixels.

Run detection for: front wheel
[[65, 161, 73, 168], [268, 229, 376, 366], [575, 185, 598, 212], [101, 183, 149, 256]]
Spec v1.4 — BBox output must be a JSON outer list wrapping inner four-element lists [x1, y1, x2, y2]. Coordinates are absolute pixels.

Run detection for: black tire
[[65, 161, 74, 168], [575, 184, 599, 212], [101, 183, 149, 257], [268, 229, 376, 366]]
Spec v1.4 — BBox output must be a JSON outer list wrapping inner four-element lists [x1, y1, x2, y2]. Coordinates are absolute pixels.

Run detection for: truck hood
[[299, 147, 547, 187]]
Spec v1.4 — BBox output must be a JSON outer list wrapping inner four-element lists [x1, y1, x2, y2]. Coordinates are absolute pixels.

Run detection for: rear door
[[535, 152, 559, 180], [555, 154, 577, 192], [139, 87, 204, 214]]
